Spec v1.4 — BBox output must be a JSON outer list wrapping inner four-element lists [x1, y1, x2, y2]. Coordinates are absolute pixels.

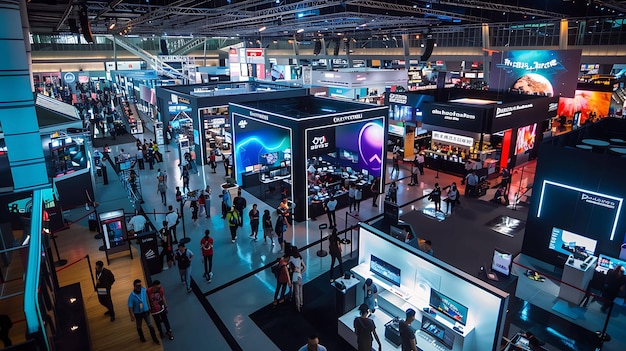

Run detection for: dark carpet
[[92, 132, 139, 148], [250, 258, 358, 351], [398, 197, 528, 275]]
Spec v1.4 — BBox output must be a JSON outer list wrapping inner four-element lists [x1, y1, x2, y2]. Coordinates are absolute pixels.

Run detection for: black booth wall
[[522, 137, 626, 267]]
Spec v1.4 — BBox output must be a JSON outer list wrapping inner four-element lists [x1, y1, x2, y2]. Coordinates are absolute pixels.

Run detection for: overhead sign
[[422, 103, 485, 133], [490, 96, 558, 133], [431, 131, 473, 147]]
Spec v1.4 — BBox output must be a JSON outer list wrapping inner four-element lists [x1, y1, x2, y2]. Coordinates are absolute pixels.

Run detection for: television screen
[[549, 227, 597, 259], [338, 148, 359, 163], [515, 123, 537, 155], [260, 152, 279, 165], [420, 314, 455, 349], [596, 254, 626, 275], [369, 255, 401, 287], [491, 248, 513, 276], [429, 289, 468, 326]]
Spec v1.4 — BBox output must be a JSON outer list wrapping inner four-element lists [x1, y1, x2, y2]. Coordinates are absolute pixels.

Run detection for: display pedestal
[[558, 255, 597, 305], [333, 276, 359, 316], [221, 183, 240, 202]]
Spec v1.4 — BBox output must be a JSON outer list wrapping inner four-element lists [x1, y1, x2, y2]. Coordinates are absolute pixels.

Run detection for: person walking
[[159, 220, 173, 270], [226, 206, 241, 243], [354, 185, 363, 214], [325, 196, 338, 229], [233, 189, 247, 218], [0, 315, 12, 347], [95, 260, 116, 322], [197, 193, 207, 218], [148, 280, 174, 341], [273, 254, 291, 306], [158, 180, 167, 206], [166, 206, 180, 243], [409, 157, 419, 186], [354, 303, 382, 351], [391, 152, 400, 179], [428, 183, 442, 212], [136, 148, 144, 170], [274, 210, 288, 252], [209, 151, 217, 173], [371, 177, 381, 207], [328, 228, 343, 282], [348, 183, 356, 212], [180, 165, 190, 193], [388, 182, 398, 203], [221, 189, 232, 218], [465, 171, 479, 197], [289, 247, 306, 312], [399, 309, 418, 351], [262, 209, 274, 245], [190, 198, 199, 224], [200, 230, 214, 282], [445, 182, 459, 215], [203, 185, 212, 218], [127, 279, 160, 345], [174, 243, 194, 293], [248, 204, 260, 240]]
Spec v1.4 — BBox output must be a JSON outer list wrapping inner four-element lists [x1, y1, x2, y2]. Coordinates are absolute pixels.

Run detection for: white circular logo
[[64, 72, 76, 84]]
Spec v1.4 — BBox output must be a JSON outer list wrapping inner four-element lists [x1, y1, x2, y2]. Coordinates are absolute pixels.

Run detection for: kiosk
[[338, 223, 509, 351], [229, 96, 388, 221], [99, 209, 132, 264]]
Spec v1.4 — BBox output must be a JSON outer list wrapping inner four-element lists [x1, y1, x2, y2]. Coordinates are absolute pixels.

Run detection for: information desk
[[341, 263, 474, 351]]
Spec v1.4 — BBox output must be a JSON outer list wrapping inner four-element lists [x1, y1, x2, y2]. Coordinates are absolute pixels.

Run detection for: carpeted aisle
[[250, 258, 358, 351]]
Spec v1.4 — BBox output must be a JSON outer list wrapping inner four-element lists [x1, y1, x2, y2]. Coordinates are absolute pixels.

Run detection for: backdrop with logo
[[489, 50, 582, 98]]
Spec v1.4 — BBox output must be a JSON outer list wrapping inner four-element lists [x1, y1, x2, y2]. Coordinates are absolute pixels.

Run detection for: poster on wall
[[232, 114, 292, 185], [557, 90, 612, 125], [334, 118, 385, 178], [515, 123, 537, 155], [489, 50, 582, 98]]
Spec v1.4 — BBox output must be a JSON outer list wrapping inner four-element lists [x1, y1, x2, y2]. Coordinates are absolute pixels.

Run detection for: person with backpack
[[148, 280, 174, 341], [95, 260, 116, 322], [226, 206, 241, 243], [174, 243, 194, 293], [200, 230, 214, 282], [273, 253, 291, 306]]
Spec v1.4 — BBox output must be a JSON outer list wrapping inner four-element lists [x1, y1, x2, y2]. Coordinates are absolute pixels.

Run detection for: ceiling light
[[297, 28, 304, 33], [259, 26, 267, 32], [108, 22, 116, 30]]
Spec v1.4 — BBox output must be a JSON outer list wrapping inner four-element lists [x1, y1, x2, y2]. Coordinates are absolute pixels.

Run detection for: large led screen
[[556, 90, 612, 126], [333, 118, 385, 178], [537, 180, 624, 241], [515, 123, 537, 155], [232, 114, 292, 185], [489, 50, 582, 98], [549, 227, 597, 259]]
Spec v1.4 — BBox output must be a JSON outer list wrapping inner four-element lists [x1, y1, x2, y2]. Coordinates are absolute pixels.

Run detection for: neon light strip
[[537, 180, 624, 240], [24, 190, 47, 343]]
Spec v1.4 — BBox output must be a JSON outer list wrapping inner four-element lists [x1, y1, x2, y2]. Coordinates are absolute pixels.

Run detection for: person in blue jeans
[[363, 278, 378, 313], [174, 243, 194, 293], [127, 279, 160, 345]]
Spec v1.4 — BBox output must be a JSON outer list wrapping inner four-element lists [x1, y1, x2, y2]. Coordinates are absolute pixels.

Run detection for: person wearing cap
[[400, 308, 418, 351], [363, 278, 378, 313], [354, 304, 381, 351]]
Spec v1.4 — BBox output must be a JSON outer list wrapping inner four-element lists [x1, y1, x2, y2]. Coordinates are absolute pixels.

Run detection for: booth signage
[[159, 55, 189, 62], [431, 108, 476, 121], [249, 111, 269, 120], [178, 97, 191, 105], [495, 103, 534, 118], [63, 72, 76, 84], [307, 130, 335, 155], [431, 131, 473, 147], [580, 193, 617, 210], [388, 93, 408, 104], [423, 103, 484, 132], [333, 113, 362, 123]]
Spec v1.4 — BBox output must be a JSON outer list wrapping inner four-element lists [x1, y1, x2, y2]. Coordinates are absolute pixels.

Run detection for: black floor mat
[[250, 258, 358, 351]]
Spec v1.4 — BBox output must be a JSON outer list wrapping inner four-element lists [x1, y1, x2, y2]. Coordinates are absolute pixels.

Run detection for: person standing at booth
[[399, 308, 418, 351], [601, 264, 626, 312], [328, 228, 343, 282], [354, 303, 382, 351], [95, 261, 116, 322], [325, 196, 338, 229], [363, 278, 378, 313]]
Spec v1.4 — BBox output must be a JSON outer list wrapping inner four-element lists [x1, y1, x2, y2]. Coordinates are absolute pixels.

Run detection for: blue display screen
[[429, 289, 468, 326], [369, 255, 401, 287], [420, 314, 455, 349]]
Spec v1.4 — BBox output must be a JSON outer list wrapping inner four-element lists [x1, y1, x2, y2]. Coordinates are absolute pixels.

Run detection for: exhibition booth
[[310, 68, 407, 103], [336, 223, 509, 351], [155, 82, 308, 166], [228, 96, 388, 221]]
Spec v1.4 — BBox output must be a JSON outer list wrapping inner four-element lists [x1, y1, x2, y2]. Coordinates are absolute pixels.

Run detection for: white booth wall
[[355, 224, 509, 351]]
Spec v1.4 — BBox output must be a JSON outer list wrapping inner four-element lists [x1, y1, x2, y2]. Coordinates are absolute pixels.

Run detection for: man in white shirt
[[128, 211, 147, 236], [165, 205, 180, 243], [297, 334, 327, 351]]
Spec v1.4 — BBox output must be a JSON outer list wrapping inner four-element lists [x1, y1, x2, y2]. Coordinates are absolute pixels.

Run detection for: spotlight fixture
[[296, 28, 304, 33], [108, 21, 116, 30], [259, 26, 267, 32]]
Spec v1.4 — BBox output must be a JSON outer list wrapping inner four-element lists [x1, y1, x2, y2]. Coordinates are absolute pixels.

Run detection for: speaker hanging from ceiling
[[313, 41, 322, 55], [68, 19, 79, 34], [420, 38, 435, 62], [78, 6, 94, 43], [160, 39, 169, 55]]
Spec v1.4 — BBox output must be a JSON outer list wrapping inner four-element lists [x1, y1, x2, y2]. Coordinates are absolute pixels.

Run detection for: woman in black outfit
[[329, 229, 343, 282], [601, 264, 626, 312]]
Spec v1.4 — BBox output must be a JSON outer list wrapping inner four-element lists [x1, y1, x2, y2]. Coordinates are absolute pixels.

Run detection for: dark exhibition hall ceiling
[[25, 0, 626, 39]]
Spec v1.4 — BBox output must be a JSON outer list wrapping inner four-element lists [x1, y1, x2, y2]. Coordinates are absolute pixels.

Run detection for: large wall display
[[489, 50, 582, 98], [349, 224, 509, 351], [557, 90, 612, 126], [232, 114, 292, 186], [514, 123, 537, 155], [523, 141, 626, 265]]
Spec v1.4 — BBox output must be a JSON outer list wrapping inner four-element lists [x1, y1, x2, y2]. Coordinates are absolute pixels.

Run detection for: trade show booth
[[228, 96, 388, 221], [155, 81, 308, 167], [338, 223, 509, 351]]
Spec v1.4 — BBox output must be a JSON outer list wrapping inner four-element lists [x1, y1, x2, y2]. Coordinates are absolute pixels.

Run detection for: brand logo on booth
[[389, 94, 408, 104], [580, 193, 616, 209], [310, 136, 329, 150], [237, 120, 248, 129]]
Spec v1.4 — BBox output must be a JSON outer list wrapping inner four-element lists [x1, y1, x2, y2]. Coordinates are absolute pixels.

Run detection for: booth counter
[[340, 223, 510, 351]]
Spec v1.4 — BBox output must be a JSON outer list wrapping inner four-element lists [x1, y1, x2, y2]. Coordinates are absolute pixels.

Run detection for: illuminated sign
[[237, 120, 248, 129], [537, 180, 624, 240], [333, 114, 363, 123], [431, 108, 476, 121], [178, 97, 191, 105], [388, 93, 408, 104], [431, 131, 473, 147], [501, 58, 559, 70], [63, 72, 76, 84], [495, 103, 534, 118], [310, 135, 330, 151]]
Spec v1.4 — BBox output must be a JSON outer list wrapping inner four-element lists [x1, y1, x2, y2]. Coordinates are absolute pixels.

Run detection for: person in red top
[[197, 193, 207, 218], [148, 280, 174, 341], [200, 230, 214, 282], [273, 253, 292, 306]]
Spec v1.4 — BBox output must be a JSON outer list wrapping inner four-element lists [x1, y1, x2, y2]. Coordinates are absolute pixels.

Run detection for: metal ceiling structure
[[25, 0, 626, 39]]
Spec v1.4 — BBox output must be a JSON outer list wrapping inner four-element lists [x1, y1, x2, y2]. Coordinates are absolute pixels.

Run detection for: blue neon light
[[537, 180, 624, 240]]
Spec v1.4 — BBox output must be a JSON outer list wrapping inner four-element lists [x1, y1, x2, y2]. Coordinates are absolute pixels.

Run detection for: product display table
[[333, 276, 360, 316], [581, 139, 610, 147], [558, 255, 597, 305]]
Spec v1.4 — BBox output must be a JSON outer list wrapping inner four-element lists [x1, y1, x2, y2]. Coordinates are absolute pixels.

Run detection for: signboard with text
[[422, 103, 485, 132]]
